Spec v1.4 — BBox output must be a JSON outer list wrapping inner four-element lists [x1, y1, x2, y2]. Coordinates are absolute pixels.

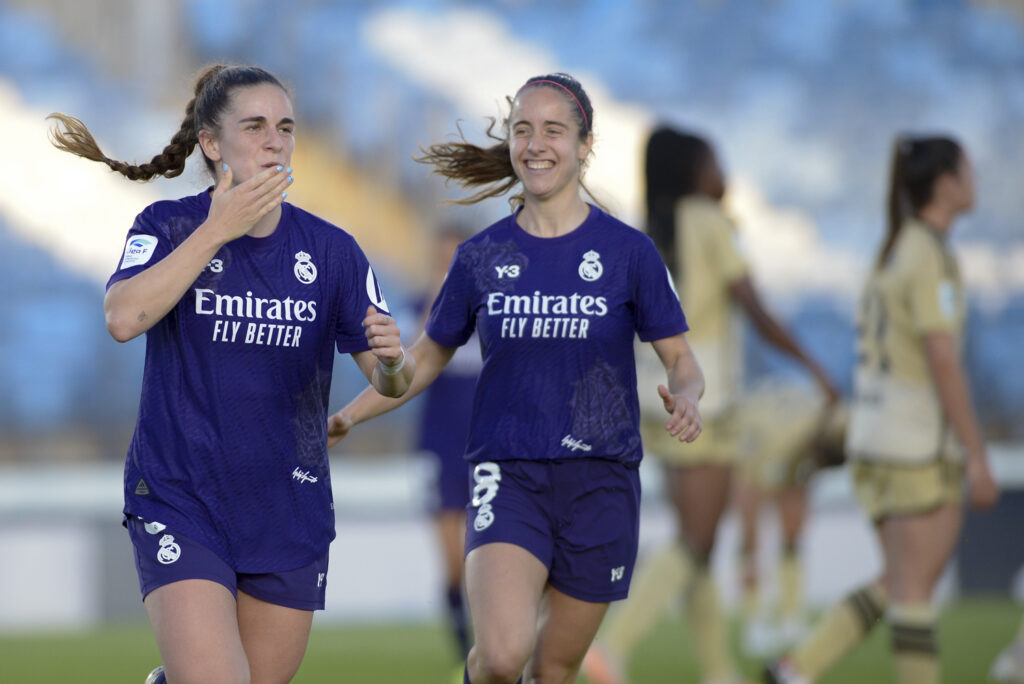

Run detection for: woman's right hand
[[204, 163, 292, 243]]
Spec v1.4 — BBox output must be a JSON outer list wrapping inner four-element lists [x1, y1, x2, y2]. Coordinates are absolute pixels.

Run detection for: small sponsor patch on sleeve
[[664, 264, 680, 300], [120, 235, 158, 269], [365, 265, 389, 312], [938, 280, 956, 320]]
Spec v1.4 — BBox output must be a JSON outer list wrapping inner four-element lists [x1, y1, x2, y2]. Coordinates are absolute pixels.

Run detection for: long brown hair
[[644, 127, 715, 278], [879, 135, 963, 266], [414, 72, 601, 208], [47, 65, 288, 181]]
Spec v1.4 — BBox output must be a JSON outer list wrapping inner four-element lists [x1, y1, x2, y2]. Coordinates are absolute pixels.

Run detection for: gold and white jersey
[[638, 196, 749, 419], [846, 219, 966, 464]]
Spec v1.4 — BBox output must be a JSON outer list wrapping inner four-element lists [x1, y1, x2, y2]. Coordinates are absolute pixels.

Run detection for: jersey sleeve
[[706, 212, 749, 284], [105, 205, 173, 290], [634, 236, 689, 342], [907, 239, 959, 335], [335, 239, 390, 354], [424, 247, 476, 349]]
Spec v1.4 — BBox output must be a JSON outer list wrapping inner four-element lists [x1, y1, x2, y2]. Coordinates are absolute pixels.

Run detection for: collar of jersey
[[509, 203, 598, 246]]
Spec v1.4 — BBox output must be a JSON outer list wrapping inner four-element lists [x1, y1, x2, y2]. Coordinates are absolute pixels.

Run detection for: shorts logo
[[471, 462, 502, 532], [156, 534, 181, 565], [294, 251, 317, 284], [143, 521, 167, 535], [120, 235, 158, 269], [578, 250, 603, 282], [610, 566, 625, 582], [317, 572, 325, 588]]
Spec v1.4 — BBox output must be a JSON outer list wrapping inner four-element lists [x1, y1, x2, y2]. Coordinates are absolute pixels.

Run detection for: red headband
[[517, 79, 590, 131]]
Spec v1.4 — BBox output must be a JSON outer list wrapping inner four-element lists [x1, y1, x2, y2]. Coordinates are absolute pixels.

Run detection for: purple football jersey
[[108, 190, 390, 573], [425, 205, 687, 465]]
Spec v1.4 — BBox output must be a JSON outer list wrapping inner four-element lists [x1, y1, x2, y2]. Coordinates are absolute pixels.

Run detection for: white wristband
[[378, 347, 406, 376]]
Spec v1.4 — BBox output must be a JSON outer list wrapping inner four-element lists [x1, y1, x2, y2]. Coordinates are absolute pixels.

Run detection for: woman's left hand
[[658, 384, 702, 443]]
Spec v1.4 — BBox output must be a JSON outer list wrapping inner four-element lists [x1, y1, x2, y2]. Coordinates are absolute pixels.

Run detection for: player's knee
[[472, 640, 530, 683]]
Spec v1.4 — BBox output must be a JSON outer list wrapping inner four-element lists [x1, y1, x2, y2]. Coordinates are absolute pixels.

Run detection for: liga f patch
[[121, 235, 158, 268]]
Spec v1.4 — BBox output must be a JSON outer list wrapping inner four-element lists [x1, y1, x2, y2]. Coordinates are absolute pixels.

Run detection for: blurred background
[[0, 0, 1022, 681]]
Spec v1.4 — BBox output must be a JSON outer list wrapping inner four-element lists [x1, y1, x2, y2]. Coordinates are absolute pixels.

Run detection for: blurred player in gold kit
[[734, 380, 847, 657], [767, 135, 999, 684], [584, 127, 838, 684]]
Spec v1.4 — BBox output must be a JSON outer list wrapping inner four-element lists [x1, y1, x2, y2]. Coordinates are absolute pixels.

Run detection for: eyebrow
[[237, 116, 295, 126], [512, 119, 569, 129]]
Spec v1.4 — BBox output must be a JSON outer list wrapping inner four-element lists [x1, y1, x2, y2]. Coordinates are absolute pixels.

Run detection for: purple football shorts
[[464, 458, 641, 603], [126, 515, 328, 611]]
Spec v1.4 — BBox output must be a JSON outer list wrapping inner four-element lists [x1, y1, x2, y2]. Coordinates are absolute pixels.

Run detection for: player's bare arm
[[923, 331, 999, 509], [329, 331, 456, 447], [104, 164, 292, 342], [651, 333, 704, 443]]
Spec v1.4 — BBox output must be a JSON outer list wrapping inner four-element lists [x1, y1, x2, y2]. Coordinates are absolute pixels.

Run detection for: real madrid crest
[[294, 251, 317, 284], [578, 250, 603, 282], [156, 533, 181, 565]]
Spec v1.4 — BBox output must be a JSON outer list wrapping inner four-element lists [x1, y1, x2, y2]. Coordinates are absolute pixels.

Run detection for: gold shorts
[[736, 397, 825, 492], [642, 409, 739, 466], [851, 460, 964, 522], [739, 448, 815, 492]]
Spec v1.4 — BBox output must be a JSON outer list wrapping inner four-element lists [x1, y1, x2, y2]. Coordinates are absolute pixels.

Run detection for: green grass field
[[0, 598, 1017, 683]]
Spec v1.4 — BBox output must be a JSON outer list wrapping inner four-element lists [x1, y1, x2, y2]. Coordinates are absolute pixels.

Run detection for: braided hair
[[48, 65, 287, 181]]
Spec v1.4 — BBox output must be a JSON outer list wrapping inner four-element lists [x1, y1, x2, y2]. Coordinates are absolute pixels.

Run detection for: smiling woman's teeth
[[526, 160, 554, 169]]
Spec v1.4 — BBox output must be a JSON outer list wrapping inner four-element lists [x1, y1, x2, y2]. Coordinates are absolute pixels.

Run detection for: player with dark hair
[[49, 64, 414, 684], [329, 73, 704, 684], [585, 126, 837, 684]]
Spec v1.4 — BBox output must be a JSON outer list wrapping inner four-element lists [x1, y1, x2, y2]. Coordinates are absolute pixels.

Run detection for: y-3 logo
[[495, 264, 521, 279], [611, 566, 625, 582]]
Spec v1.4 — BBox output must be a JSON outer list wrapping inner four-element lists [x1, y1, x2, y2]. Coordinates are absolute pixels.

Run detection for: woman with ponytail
[[768, 136, 999, 684], [328, 73, 705, 683], [50, 64, 415, 683], [585, 127, 839, 684]]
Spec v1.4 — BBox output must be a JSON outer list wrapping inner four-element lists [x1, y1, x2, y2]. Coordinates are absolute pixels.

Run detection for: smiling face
[[198, 83, 295, 185], [508, 85, 592, 204]]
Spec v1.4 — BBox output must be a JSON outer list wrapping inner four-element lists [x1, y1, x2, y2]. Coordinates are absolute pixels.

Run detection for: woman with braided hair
[[329, 73, 704, 684], [49, 64, 415, 683]]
